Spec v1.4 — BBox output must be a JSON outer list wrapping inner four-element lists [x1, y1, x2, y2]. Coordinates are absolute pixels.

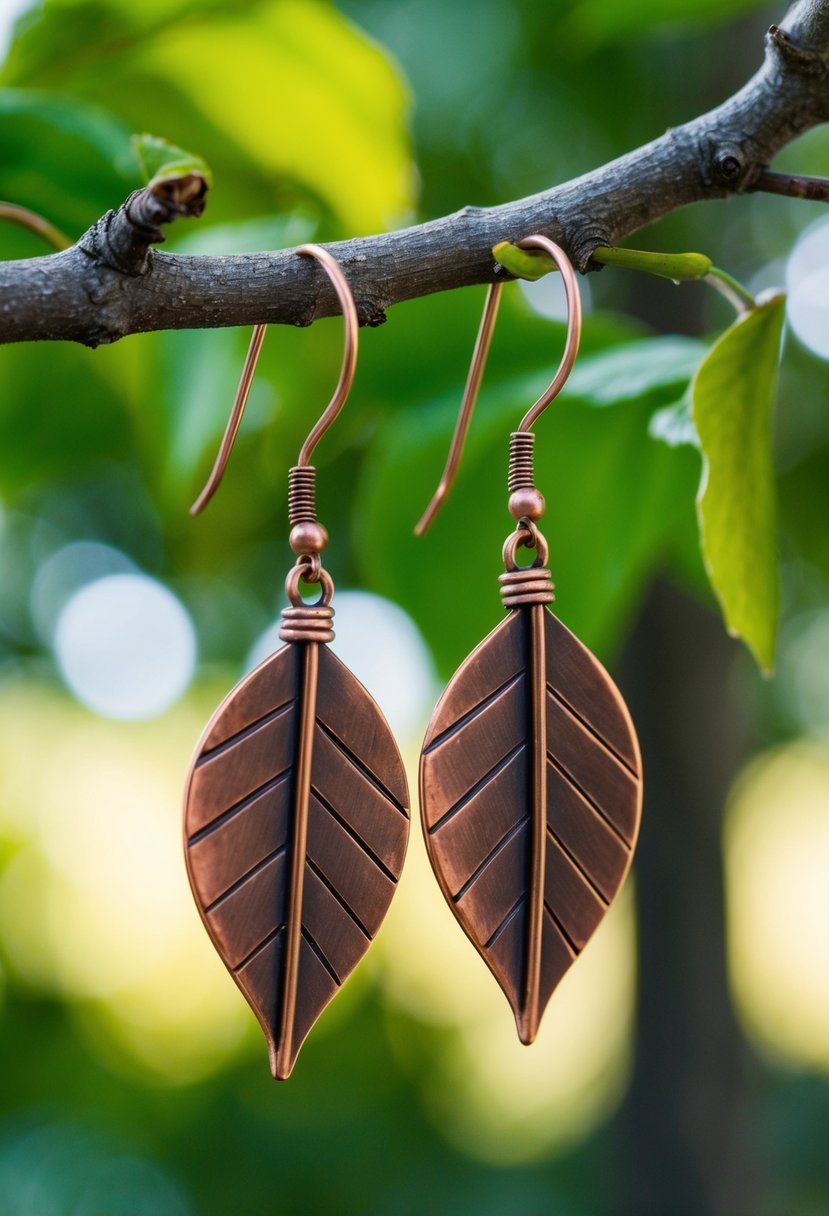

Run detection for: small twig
[[77, 182, 208, 277], [0, 202, 71, 251], [704, 268, 757, 313], [592, 246, 713, 280], [753, 168, 829, 200], [493, 240, 714, 283], [494, 239, 757, 317]]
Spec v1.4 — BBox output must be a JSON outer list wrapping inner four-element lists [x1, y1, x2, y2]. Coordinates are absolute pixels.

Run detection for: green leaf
[[649, 388, 699, 449], [692, 294, 785, 673], [131, 133, 212, 190], [564, 336, 705, 407]]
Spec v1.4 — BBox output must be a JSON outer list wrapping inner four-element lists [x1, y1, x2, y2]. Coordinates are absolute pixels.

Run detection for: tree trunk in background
[[612, 580, 763, 1216]]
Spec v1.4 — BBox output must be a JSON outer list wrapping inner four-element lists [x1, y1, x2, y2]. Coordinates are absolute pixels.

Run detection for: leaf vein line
[[232, 924, 285, 973], [196, 699, 294, 765], [423, 670, 524, 754], [187, 769, 291, 845], [545, 825, 610, 907], [547, 753, 633, 847], [301, 926, 342, 986], [306, 857, 373, 941], [543, 900, 579, 959], [547, 685, 639, 778], [205, 844, 288, 913], [484, 893, 526, 951], [316, 720, 408, 817], [453, 816, 530, 903], [428, 742, 526, 835], [311, 786, 398, 883]]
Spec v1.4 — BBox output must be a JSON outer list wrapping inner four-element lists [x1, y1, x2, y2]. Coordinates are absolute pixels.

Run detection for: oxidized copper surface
[[420, 601, 642, 1043], [416, 235, 640, 1043], [184, 639, 409, 1079], [184, 245, 410, 1079]]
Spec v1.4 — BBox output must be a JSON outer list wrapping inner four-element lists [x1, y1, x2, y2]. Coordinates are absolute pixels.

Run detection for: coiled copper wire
[[508, 432, 536, 493], [279, 604, 335, 643], [287, 466, 319, 526], [280, 563, 336, 641], [499, 567, 555, 608]]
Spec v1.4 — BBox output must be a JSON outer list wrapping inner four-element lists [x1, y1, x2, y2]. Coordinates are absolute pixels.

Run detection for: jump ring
[[502, 519, 549, 570], [285, 563, 334, 608]]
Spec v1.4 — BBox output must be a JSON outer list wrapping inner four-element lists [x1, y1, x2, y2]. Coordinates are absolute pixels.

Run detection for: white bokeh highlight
[[779, 609, 829, 736], [30, 541, 137, 644], [0, 0, 31, 61], [53, 573, 196, 720], [786, 216, 829, 359], [246, 590, 437, 744], [519, 270, 592, 321]]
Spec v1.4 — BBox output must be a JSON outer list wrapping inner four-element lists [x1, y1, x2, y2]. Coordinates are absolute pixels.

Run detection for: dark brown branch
[[1, 0, 829, 348], [753, 167, 829, 198], [77, 180, 207, 277]]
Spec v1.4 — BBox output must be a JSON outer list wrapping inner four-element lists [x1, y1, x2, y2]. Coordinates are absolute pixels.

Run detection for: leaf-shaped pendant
[[184, 603, 409, 1079], [420, 554, 642, 1043]]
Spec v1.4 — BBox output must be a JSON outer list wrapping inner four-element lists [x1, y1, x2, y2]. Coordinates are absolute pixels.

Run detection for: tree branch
[[2, 0, 829, 348]]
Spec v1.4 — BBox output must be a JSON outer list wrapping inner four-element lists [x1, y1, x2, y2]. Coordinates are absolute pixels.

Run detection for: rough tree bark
[[1, 0, 829, 347]]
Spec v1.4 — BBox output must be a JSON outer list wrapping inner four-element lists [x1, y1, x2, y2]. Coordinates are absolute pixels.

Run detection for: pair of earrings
[[182, 238, 643, 1080]]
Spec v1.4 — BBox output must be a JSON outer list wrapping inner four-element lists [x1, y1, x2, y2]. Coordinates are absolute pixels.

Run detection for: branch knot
[[768, 23, 829, 77], [77, 183, 207, 277]]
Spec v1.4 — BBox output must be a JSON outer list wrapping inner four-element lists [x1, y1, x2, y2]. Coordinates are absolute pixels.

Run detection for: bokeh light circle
[[30, 540, 137, 643], [54, 573, 196, 720], [0, 686, 252, 1082], [725, 743, 829, 1070], [777, 609, 829, 737], [0, 1123, 193, 1216], [519, 269, 592, 321], [247, 589, 437, 744], [377, 836, 635, 1163], [786, 216, 829, 359]]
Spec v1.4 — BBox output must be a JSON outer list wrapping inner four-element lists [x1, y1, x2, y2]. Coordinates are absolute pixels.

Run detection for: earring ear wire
[[190, 243, 359, 517], [417, 236, 641, 1045], [183, 246, 410, 1080], [415, 235, 582, 536]]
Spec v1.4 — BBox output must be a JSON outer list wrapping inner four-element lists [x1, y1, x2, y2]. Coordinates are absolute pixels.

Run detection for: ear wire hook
[[415, 234, 582, 536], [190, 243, 359, 516]]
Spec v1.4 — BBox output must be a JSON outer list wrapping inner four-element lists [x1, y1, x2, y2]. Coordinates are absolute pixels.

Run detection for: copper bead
[[289, 521, 329, 554], [508, 487, 545, 521]]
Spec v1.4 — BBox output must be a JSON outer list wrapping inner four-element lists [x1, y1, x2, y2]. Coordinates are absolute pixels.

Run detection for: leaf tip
[[749, 638, 777, 679], [723, 622, 776, 677], [515, 1008, 540, 1045], [270, 1037, 294, 1081]]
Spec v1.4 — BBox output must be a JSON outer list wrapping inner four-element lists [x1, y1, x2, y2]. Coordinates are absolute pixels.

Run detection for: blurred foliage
[[1, 0, 414, 234], [2, 0, 829, 1212]]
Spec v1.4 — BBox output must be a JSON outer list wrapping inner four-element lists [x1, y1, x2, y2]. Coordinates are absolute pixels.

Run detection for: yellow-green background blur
[[2, 1, 829, 1213]]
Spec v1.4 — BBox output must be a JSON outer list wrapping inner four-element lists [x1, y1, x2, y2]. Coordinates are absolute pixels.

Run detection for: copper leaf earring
[[183, 246, 409, 1079], [416, 236, 642, 1044]]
